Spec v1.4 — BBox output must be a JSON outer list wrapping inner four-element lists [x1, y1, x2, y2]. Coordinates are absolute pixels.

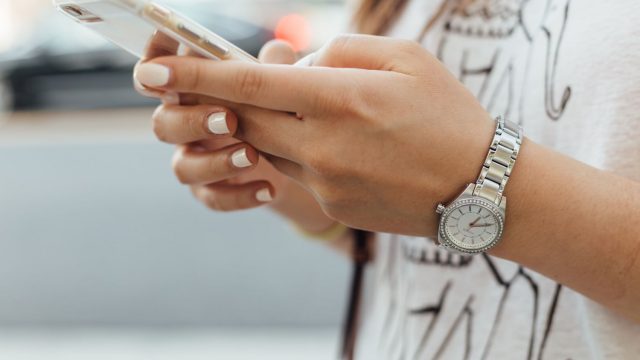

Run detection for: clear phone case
[[53, 0, 258, 62]]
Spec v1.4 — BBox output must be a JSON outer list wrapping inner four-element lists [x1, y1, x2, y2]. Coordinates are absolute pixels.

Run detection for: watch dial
[[442, 201, 503, 251]]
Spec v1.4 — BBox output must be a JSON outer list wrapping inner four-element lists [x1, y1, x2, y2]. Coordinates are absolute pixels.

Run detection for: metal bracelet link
[[473, 116, 523, 204]]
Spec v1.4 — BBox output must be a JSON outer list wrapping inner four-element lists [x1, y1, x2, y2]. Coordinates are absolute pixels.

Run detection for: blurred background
[[0, 0, 351, 359]]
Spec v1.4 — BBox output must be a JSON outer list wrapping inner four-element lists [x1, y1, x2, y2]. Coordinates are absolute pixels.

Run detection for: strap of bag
[[340, 230, 371, 360]]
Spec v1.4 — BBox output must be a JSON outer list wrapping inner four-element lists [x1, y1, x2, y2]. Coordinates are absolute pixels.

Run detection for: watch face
[[440, 198, 504, 253]]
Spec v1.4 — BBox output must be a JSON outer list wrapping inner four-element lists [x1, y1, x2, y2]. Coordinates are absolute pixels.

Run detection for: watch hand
[[469, 216, 482, 227], [470, 223, 493, 228]]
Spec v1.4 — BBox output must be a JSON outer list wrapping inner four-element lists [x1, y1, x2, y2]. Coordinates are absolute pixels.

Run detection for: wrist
[[433, 115, 524, 254], [486, 139, 548, 260], [425, 113, 497, 237], [269, 179, 336, 233]]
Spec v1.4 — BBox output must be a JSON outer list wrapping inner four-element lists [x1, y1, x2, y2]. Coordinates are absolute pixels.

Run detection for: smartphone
[[53, 0, 259, 62]]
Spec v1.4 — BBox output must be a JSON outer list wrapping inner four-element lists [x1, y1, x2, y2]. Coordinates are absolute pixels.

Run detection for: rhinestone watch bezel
[[439, 197, 505, 254]]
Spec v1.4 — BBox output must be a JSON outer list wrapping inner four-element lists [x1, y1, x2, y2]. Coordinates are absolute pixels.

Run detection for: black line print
[[401, 245, 562, 360], [518, 266, 541, 360], [371, 1, 575, 358], [432, 295, 474, 360], [542, 0, 572, 120], [426, 0, 573, 125], [479, 275, 510, 359], [476, 50, 502, 104], [538, 284, 563, 360], [486, 63, 514, 119], [480, 258, 541, 360], [403, 241, 474, 268], [409, 281, 452, 360]]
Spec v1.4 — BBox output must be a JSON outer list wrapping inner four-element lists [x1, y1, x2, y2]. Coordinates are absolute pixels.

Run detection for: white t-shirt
[[355, 1, 640, 359]]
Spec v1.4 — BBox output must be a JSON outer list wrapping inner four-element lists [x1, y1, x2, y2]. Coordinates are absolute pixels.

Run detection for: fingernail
[[256, 188, 273, 203], [133, 77, 154, 95], [163, 92, 180, 105], [207, 112, 230, 135], [135, 63, 171, 87], [231, 148, 253, 168]]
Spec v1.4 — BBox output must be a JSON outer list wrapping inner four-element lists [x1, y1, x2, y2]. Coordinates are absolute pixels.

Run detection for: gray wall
[[0, 142, 349, 327]]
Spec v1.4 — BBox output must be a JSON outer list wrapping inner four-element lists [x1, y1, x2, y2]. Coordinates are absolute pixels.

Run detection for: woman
[[133, 0, 640, 358]]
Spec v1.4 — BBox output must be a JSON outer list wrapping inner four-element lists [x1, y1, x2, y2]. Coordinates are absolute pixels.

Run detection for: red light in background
[[274, 14, 311, 52]]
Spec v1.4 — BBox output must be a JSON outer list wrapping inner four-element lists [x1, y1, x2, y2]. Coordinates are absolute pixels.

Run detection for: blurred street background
[[0, 0, 351, 358]]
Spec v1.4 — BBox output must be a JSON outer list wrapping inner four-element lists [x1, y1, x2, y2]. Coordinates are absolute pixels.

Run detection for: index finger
[[134, 31, 181, 98], [143, 31, 180, 61], [135, 56, 348, 114]]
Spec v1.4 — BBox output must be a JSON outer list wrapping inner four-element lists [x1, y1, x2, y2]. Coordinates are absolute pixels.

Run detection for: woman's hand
[[135, 35, 341, 236], [133, 34, 640, 321], [134, 34, 495, 237], [137, 36, 290, 210]]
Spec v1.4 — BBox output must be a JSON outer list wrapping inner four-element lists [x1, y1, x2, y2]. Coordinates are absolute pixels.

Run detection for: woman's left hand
[[134, 34, 497, 237]]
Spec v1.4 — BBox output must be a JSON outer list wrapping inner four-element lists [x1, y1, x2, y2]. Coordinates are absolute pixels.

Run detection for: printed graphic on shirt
[[381, 1, 575, 359], [380, 239, 564, 359], [418, 0, 572, 124]]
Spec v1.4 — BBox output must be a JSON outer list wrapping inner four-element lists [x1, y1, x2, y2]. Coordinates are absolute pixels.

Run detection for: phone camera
[[62, 5, 84, 17], [61, 5, 103, 23]]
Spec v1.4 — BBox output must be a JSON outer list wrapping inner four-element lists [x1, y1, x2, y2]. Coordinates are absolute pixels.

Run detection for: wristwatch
[[435, 116, 523, 254]]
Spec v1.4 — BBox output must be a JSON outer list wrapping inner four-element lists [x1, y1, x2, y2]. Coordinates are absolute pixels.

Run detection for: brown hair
[[353, 0, 452, 40], [352, 0, 410, 35]]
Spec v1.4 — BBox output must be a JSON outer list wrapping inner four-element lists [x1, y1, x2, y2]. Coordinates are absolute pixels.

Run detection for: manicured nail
[[207, 112, 230, 135], [135, 63, 170, 87], [163, 92, 180, 105], [231, 148, 252, 168], [256, 188, 273, 203], [133, 78, 156, 97]]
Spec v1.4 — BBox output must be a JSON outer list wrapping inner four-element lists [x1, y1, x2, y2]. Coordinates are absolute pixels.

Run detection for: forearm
[[489, 139, 640, 321]]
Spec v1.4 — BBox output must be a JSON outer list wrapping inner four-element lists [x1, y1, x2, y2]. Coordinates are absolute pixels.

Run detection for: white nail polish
[[231, 148, 252, 168], [135, 63, 171, 87], [133, 78, 157, 97], [256, 188, 273, 203], [208, 112, 230, 135]]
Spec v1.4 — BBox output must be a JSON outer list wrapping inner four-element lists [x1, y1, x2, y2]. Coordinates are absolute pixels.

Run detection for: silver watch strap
[[473, 116, 523, 205]]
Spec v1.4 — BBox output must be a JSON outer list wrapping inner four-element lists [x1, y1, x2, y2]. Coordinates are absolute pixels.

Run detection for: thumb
[[259, 40, 297, 65]]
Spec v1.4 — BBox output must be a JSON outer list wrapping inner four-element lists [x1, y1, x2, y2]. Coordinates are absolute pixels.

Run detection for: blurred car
[[0, 3, 273, 111]]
